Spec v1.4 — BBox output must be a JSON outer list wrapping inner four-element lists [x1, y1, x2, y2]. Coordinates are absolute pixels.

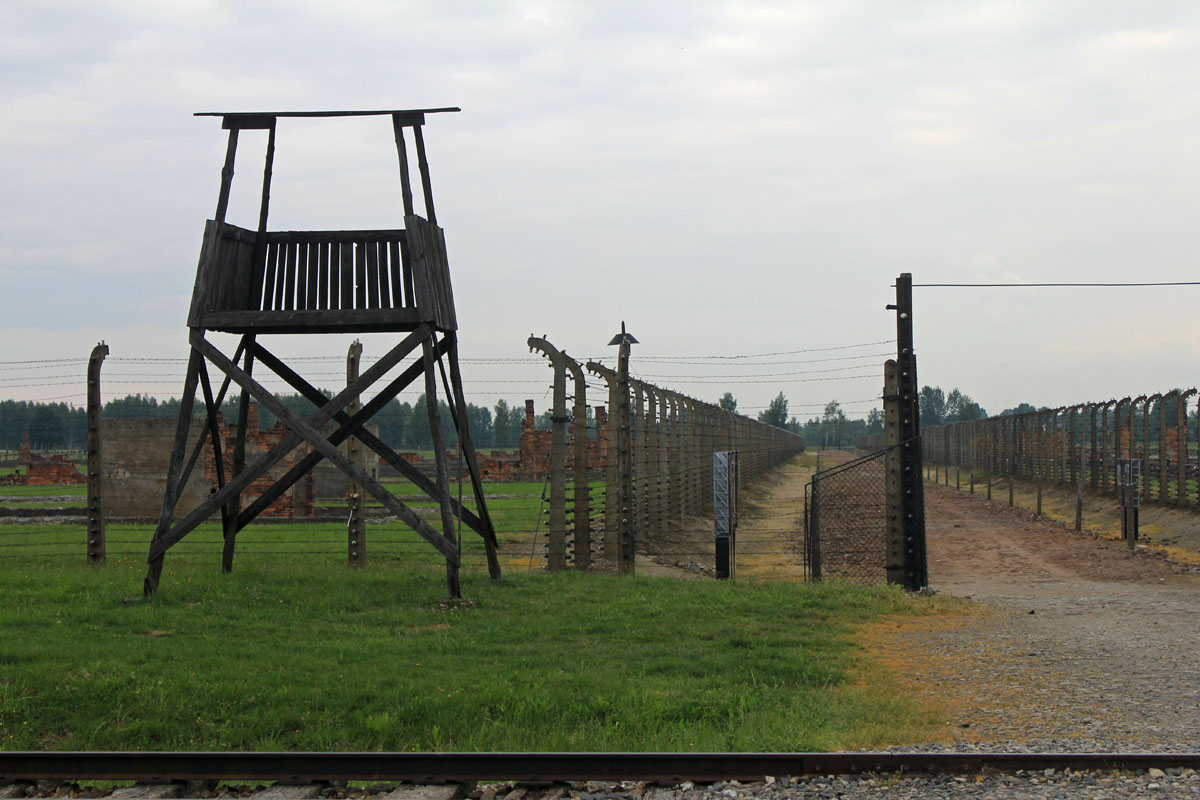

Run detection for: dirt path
[[871, 483, 1200, 751]]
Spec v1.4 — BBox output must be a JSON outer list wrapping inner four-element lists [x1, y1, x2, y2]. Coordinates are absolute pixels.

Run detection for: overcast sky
[[4, 1, 1200, 421]]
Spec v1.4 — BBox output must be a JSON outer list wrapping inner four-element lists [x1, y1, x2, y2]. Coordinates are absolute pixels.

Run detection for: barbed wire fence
[[0, 336, 933, 572], [876, 389, 1200, 524]]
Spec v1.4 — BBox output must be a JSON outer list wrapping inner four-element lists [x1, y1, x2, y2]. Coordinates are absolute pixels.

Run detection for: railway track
[[3, 751, 1200, 789]]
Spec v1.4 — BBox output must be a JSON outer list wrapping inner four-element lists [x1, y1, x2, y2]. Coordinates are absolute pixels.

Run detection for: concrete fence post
[[346, 340, 366, 567], [86, 342, 109, 565]]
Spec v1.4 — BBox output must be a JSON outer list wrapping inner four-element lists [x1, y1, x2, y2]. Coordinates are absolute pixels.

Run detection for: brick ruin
[[203, 403, 314, 517], [18, 400, 605, 504], [18, 435, 85, 485], [516, 400, 607, 480]]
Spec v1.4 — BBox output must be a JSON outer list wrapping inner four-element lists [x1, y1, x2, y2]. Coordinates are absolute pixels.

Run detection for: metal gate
[[804, 449, 888, 583]]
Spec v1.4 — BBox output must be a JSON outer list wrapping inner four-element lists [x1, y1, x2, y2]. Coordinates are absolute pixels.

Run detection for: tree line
[[719, 384, 989, 449], [1, 395, 532, 452]]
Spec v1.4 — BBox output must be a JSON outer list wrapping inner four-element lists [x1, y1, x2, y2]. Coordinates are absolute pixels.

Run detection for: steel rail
[[5, 752, 1200, 783]]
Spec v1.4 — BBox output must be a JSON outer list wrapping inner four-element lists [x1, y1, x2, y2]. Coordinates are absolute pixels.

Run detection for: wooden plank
[[261, 241, 278, 310], [316, 242, 328, 310], [366, 240, 381, 309], [199, 308, 427, 334], [327, 242, 340, 309], [388, 239, 403, 308], [198, 108, 458, 121], [431, 224, 457, 329], [355, 241, 367, 309], [187, 221, 220, 327], [292, 242, 305, 310], [305, 241, 319, 310], [215, 221, 259, 243], [264, 229, 405, 245], [284, 240, 299, 310], [400, 238, 415, 306], [339, 243, 354, 309], [272, 242, 287, 310]]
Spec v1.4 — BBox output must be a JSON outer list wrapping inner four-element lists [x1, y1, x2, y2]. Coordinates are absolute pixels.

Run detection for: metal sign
[[1116, 458, 1141, 507]]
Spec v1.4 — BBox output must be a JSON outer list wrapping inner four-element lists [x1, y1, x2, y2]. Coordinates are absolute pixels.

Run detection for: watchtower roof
[[195, 108, 460, 128]]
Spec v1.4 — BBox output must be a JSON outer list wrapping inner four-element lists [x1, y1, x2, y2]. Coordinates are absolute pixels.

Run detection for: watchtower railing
[[189, 215, 455, 333]]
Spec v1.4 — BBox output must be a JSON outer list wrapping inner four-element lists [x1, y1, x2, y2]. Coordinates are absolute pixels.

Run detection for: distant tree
[[998, 402, 1040, 417], [492, 399, 523, 449], [945, 389, 986, 422], [822, 400, 848, 447], [28, 405, 68, 448], [919, 386, 946, 427], [464, 403, 493, 447], [757, 392, 789, 429], [865, 408, 884, 435], [719, 392, 738, 414]]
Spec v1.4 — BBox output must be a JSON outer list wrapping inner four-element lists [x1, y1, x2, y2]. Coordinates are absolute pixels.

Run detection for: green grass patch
[[0, 483, 87, 498], [0, 556, 944, 752]]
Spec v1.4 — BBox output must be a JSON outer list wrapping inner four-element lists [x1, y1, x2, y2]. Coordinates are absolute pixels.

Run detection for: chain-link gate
[[804, 449, 888, 583]]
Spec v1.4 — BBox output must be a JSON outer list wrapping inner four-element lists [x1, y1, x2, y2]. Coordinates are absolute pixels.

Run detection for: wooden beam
[[234, 336, 438, 515], [214, 128, 239, 223], [148, 327, 430, 560], [144, 351, 201, 594], [240, 337, 489, 537], [392, 116, 415, 217], [413, 125, 436, 226], [196, 334, 459, 563]]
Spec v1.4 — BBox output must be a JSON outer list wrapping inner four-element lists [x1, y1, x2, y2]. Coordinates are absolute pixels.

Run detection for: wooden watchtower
[[144, 108, 501, 598]]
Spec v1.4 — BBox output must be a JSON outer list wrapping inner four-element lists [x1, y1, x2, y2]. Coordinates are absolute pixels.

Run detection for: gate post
[[883, 359, 904, 585], [86, 342, 109, 565], [887, 273, 927, 591]]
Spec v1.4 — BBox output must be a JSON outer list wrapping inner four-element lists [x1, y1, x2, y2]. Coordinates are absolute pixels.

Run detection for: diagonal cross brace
[[237, 337, 490, 544], [186, 332, 458, 563], [147, 326, 442, 561]]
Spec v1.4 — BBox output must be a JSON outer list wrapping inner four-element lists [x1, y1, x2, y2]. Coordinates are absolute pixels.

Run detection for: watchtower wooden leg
[[442, 333, 502, 579], [223, 337, 255, 572], [423, 336, 460, 598], [145, 349, 202, 596]]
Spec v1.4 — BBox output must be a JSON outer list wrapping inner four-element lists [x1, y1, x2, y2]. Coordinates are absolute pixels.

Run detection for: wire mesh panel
[[806, 449, 887, 583]]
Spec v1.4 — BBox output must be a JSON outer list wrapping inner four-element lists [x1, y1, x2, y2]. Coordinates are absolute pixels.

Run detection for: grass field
[[0, 554, 949, 753]]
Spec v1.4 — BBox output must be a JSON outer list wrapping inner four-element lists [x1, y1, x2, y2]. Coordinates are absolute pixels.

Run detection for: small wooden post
[[86, 342, 109, 565], [346, 340, 365, 567]]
